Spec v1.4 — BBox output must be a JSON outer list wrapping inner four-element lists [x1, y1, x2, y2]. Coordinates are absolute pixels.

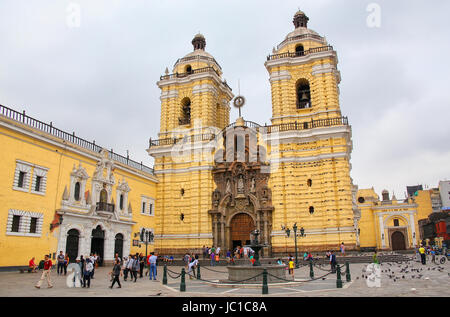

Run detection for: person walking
[[148, 252, 158, 281], [35, 254, 53, 289], [63, 253, 69, 275], [431, 249, 436, 264], [330, 250, 337, 273], [83, 258, 93, 288], [89, 253, 96, 279], [80, 255, 85, 276], [210, 249, 216, 266], [288, 257, 294, 276], [419, 245, 426, 265], [56, 251, 65, 276], [123, 256, 130, 281], [132, 255, 139, 282], [139, 253, 145, 278], [109, 259, 122, 289], [372, 250, 379, 264], [340, 242, 345, 256]]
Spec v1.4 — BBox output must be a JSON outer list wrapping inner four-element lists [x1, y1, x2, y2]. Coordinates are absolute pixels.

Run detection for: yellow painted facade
[[356, 188, 421, 250], [2, 10, 425, 268], [149, 11, 358, 255], [0, 112, 158, 268]]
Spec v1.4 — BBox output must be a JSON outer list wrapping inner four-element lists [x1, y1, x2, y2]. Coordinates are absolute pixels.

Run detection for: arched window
[[74, 182, 81, 201], [307, 179, 312, 187], [185, 65, 192, 73], [100, 189, 108, 203], [295, 44, 304, 56], [119, 194, 124, 210], [309, 206, 315, 214], [179, 97, 191, 125], [296, 79, 311, 109]]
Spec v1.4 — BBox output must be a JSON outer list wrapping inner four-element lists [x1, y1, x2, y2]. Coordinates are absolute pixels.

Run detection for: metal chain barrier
[[201, 266, 229, 274], [166, 267, 183, 279], [267, 270, 334, 283]]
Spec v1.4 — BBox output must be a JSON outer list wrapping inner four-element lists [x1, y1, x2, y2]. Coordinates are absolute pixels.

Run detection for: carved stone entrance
[[209, 123, 274, 255], [230, 213, 255, 249]]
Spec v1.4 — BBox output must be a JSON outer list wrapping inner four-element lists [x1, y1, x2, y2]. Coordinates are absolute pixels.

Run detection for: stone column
[[214, 214, 219, 247], [263, 211, 268, 245], [409, 213, 417, 248], [220, 215, 225, 248], [378, 215, 386, 249]]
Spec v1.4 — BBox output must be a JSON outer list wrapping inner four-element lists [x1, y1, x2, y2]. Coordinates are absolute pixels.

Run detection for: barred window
[[18, 171, 26, 188], [30, 217, 38, 233], [11, 215, 21, 232]]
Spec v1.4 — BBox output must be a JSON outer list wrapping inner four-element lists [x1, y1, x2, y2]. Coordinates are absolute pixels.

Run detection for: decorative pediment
[[117, 178, 131, 193], [71, 163, 89, 180]]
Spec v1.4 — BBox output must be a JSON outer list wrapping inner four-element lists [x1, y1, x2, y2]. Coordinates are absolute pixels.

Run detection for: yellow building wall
[[0, 117, 157, 267]]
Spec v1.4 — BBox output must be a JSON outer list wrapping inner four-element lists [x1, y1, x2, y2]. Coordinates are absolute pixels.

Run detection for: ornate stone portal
[[209, 124, 274, 255]]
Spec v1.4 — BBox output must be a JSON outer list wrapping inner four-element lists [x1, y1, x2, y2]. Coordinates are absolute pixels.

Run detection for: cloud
[[1, 0, 449, 197]]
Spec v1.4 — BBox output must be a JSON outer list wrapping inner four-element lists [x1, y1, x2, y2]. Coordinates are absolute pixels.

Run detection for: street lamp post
[[136, 229, 154, 259], [293, 223, 299, 268], [283, 223, 306, 269]]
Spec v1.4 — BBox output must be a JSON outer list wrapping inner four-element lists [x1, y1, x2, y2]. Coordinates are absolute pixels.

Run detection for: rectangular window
[[30, 217, 38, 233], [12, 215, 21, 232], [142, 202, 146, 213], [18, 171, 25, 188], [35, 176, 42, 192], [149, 203, 153, 215], [394, 219, 399, 227]]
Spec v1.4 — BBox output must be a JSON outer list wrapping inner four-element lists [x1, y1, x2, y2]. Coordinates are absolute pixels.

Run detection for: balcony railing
[[267, 45, 334, 61], [263, 116, 348, 134], [174, 55, 222, 70], [160, 66, 220, 80], [96, 202, 115, 213], [149, 133, 216, 148], [0, 104, 154, 175], [148, 117, 349, 148], [276, 33, 325, 50]]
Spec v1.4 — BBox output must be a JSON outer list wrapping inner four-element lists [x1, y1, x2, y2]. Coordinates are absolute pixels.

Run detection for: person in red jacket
[[35, 255, 53, 289], [29, 257, 38, 273]]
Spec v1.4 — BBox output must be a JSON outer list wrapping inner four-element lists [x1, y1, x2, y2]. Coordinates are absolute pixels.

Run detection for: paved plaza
[[0, 258, 449, 297]]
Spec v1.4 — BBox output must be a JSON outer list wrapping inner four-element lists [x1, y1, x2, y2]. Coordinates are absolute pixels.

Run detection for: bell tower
[[157, 34, 233, 139], [148, 34, 233, 254], [264, 11, 359, 253]]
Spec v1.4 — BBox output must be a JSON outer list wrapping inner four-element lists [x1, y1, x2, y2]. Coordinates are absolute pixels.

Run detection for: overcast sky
[[1, 0, 449, 199]]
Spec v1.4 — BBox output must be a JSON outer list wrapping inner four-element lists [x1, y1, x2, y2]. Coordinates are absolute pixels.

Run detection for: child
[[288, 257, 294, 276]]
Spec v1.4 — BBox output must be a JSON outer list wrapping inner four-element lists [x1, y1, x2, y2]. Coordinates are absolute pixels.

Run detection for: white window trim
[[30, 167, 48, 195], [6, 209, 44, 237], [140, 196, 155, 216], [13, 160, 49, 195]]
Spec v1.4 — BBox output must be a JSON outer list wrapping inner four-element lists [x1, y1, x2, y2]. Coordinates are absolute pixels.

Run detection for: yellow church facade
[[0, 10, 432, 269]]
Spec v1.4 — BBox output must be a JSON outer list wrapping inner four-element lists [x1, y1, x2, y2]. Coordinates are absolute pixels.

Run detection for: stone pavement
[[0, 259, 448, 297]]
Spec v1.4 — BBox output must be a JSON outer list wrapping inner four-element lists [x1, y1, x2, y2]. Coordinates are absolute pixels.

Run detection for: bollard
[[197, 263, 201, 280], [163, 265, 168, 285], [345, 261, 351, 282], [309, 261, 314, 279], [336, 265, 343, 288], [262, 269, 268, 295], [180, 268, 186, 292]]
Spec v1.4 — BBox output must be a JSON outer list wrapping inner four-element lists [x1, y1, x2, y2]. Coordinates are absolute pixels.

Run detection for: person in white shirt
[[188, 255, 199, 279], [83, 258, 93, 288]]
